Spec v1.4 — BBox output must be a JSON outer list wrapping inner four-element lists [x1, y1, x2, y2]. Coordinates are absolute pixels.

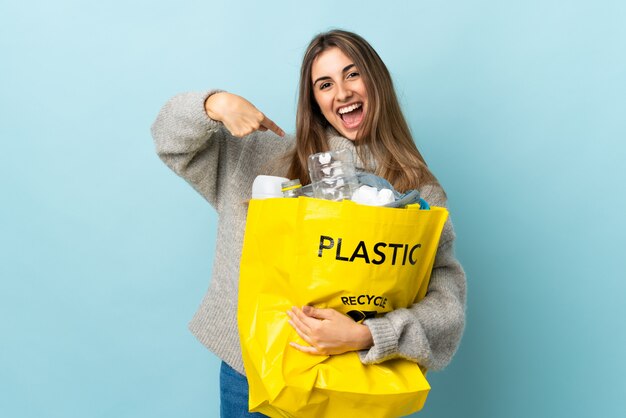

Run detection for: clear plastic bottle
[[281, 179, 303, 198], [307, 150, 359, 201]]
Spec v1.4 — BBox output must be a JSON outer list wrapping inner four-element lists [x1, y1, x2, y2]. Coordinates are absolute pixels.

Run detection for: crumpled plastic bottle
[[307, 150, 360, 201]]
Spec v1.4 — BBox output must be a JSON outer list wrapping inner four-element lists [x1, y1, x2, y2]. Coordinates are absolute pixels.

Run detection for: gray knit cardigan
[[151, 91, 466, 375]]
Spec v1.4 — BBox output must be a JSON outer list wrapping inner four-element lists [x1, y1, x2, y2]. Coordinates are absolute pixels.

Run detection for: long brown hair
[[286, 29, 440, 193]]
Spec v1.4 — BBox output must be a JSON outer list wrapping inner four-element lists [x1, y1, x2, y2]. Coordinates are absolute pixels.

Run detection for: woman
[[152, 29, 466, 417]]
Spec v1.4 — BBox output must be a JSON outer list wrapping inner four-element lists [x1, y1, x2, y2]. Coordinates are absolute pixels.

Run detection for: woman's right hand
[[204, 92, 285, 138]]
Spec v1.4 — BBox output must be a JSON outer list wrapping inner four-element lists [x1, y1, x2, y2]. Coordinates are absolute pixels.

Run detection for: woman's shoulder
[[419, 183, 448, 208]]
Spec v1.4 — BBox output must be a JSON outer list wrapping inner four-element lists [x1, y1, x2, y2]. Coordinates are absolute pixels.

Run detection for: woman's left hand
[[287, 306, 374, 355]]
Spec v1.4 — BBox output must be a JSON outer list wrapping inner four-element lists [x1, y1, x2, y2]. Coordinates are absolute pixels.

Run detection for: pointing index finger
[[261, 115, 285, 137]]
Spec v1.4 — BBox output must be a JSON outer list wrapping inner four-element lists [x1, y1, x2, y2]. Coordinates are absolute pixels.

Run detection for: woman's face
[[311, 47, 368, 141]]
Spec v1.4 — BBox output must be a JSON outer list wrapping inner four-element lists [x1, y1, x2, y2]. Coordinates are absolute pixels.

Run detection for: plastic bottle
[[251, 175, 289, 199], [307, 150, 359, 201], [281, 179, 303, 198]]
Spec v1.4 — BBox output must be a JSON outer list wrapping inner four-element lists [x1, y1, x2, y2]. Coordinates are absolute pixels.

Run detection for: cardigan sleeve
[[358, 184, 467, 371]]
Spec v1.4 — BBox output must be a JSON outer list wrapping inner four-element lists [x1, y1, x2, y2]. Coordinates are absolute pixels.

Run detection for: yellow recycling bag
[[238, 197, 448, 418]]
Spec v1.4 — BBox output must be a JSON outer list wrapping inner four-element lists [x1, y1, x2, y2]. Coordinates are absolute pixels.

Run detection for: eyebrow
[[313, 64, 356, 86]]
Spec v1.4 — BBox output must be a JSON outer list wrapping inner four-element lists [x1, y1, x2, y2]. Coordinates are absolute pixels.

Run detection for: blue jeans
[[219, 362, 267, 418]]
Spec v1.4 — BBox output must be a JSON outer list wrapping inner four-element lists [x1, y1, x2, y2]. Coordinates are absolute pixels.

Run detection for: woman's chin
[[332, 123, 359, 141], [345, 132, 358, 141]]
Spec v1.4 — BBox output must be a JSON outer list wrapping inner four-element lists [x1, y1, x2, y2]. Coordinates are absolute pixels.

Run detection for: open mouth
[[337, 102, 364, 129]]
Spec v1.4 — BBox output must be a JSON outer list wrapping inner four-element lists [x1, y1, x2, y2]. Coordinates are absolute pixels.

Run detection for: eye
[[347, 71, 360, 79], [319, 82, 331, 90]]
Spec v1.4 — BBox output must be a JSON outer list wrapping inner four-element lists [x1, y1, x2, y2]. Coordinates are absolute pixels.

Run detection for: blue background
[[1, 1, 625, 417]]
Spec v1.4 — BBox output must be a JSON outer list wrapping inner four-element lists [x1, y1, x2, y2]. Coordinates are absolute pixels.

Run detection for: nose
[[336, 82, 353, 102]]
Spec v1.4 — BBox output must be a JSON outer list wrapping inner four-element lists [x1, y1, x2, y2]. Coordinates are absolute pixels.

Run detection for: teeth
[[338, 103, 362, 114]]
